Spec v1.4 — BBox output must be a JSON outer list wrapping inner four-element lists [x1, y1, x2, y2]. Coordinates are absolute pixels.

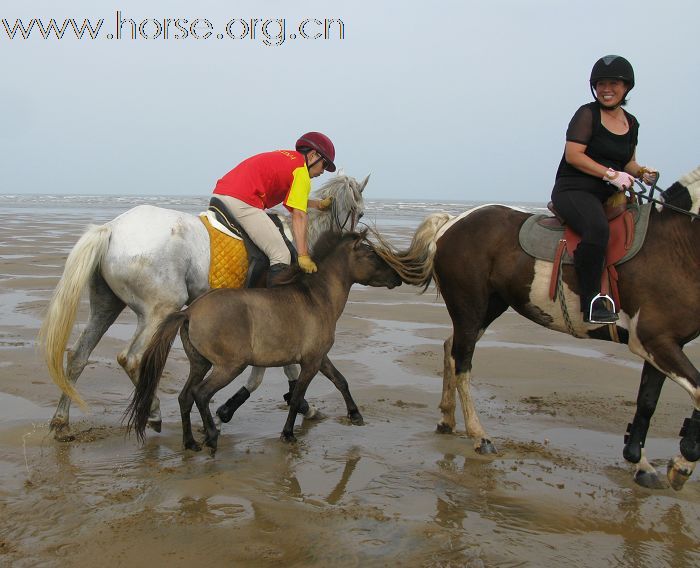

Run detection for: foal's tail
[[371, 213, 453, 291], [125, 310, 189, 442], [37, 223, 112, 409]]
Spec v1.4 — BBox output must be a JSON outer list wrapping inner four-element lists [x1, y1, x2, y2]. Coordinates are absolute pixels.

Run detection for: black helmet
[[590, 55, 635, 90]]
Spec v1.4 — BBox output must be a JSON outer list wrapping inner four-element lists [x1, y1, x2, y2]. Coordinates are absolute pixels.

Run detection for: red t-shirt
[[213, 150, 311, 211]]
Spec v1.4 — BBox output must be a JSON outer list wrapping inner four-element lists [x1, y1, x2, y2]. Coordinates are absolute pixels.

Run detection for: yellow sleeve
[[284, 165, 311, 211]]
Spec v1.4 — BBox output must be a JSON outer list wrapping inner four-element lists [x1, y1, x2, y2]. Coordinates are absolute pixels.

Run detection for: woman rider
[[551, 55, 657, 324], [211, 132, 336, 286]]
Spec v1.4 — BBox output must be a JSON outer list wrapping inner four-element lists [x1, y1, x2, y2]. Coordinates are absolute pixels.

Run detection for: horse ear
[[358, 174, 370, 193]]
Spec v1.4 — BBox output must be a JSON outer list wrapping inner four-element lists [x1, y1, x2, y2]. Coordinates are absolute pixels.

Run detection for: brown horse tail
[[125, 310, 189, 442], [369, 213, 453, 291]]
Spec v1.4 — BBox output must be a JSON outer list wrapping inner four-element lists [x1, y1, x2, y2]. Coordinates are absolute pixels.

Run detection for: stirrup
[[585, 294, 619, 324]]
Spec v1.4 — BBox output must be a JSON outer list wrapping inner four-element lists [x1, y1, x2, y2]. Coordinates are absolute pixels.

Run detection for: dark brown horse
[[374, 166, 700, 490], [126, 231, 401, 450]]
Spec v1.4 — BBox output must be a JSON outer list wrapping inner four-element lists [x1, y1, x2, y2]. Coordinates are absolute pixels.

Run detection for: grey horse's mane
[[306, 171, 369, 246]]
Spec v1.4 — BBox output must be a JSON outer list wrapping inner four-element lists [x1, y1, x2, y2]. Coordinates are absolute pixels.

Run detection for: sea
[[0, 194, 547, 247]]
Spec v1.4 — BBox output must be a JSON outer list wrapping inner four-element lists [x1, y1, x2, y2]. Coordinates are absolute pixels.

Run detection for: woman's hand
[[636, 166, 659, 185], [603, 168, 635, 191]]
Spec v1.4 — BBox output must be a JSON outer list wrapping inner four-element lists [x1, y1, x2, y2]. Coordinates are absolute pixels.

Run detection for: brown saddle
[[518, 197, 652, 313]]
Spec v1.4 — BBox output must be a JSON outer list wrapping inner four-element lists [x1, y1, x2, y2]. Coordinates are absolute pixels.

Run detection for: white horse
[[38, 173, 368, 440]]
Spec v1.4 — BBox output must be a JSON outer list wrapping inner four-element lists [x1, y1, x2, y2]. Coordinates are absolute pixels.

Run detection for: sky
[[2, 0, 699, 201]]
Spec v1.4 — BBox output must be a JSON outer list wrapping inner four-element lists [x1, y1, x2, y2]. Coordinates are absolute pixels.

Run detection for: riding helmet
[[295, 132, 336, 172], [589, 55, 635, 90]]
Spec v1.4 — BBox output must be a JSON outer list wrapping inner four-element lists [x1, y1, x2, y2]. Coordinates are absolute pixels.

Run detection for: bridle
[[630, 174, 700, 221], [329, 185, 360, 232]]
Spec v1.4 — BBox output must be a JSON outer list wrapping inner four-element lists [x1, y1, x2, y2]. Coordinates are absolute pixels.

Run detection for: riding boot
[[283, 380, 310, 416], [574, 243, 618, 324], [244, 257, 267, 289], [216, 386, 251, 423], [267, 263, 288, 288]]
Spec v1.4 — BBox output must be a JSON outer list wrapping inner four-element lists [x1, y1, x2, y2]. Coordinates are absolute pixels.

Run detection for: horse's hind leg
[[319, 356, 363, 425], [51, 272, 125, 440], [178, 331, 212, 451], [117, 305, 181, 432], [622, 362, 667, 488], [192, 364, 247, 452], [437, 334, 458, 434]]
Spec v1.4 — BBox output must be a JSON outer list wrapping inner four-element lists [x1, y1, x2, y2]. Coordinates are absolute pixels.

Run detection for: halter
[[630, 174, 700, 221]]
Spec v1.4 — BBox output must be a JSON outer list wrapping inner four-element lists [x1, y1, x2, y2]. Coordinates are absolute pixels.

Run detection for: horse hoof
[[147, 420, 162, 433], [436, 422, 453, 434], [216, 405, 234, 424], [476, 439, 497, 455], [281, 432, 297, 444], [633, 470, 666, 490], [303, 406, 322, 420], [667, 461, 693, 491], [184, 441, 202, 452], [348, 412, 364, 426]]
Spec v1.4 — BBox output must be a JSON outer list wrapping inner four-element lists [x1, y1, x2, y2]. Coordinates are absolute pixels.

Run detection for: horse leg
[[319, 355, 363, 425], [281, 365, 319, 443], [622, 362, 666, 488], [437, 334, 458, 433], [178, 331, 212, 451], [117, 306, 179, 433], [283, 364, 318, 419], [191, 364, 247, 453], [629, 335, 700, 490], [50, 272, 125, 441], [215, 366, 263, 425], [669, 408, 700, 491]]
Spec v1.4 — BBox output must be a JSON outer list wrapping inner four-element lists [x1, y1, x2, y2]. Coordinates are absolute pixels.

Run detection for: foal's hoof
[[281, 432, 297, 444], [147, 420, 162, 433], [348, 411, 364, 426], [216, 405, 235, 424], [436, 422, 453, 434], [633, 470, 666, 490], [476, 439, 498, 455]]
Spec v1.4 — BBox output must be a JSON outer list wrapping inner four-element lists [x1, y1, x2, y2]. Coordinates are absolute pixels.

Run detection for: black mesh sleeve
[[565, 105, 594, 145]]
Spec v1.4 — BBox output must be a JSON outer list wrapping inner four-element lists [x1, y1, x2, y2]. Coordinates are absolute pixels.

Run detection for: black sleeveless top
[[552, 102, 639, 199]]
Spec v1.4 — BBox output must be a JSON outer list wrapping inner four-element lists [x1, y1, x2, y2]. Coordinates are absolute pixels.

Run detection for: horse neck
[[307, 251, 354, 319], [306, 210, 333, 249]]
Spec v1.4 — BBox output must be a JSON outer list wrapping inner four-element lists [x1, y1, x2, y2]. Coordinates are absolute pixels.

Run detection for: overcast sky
[[2, 0, 698, 201]]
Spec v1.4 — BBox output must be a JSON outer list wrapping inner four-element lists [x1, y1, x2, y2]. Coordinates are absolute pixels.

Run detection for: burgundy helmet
[[295, 132, 336, 172]]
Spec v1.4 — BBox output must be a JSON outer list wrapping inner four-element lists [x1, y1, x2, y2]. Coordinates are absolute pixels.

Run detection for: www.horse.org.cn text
[[1, 11, 346, 46]]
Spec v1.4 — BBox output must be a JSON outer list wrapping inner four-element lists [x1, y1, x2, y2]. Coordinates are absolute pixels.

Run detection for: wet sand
[[1, 206, 699, 567]]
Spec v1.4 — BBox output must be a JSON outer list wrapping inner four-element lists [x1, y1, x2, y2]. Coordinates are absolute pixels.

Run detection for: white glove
[[603, 168, 635, 191]]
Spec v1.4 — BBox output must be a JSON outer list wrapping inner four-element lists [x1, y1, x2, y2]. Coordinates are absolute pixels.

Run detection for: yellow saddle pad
[[199, 214, 248, 289]]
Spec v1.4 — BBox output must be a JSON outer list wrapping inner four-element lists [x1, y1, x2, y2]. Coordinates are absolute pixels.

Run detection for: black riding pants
[[550, 190, 609, 249]]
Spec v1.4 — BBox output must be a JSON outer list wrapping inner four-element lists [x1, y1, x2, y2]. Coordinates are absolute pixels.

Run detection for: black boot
[[216, 386, 250, 423], [574, 243, 618, 324], [267, 263, 288, 288]]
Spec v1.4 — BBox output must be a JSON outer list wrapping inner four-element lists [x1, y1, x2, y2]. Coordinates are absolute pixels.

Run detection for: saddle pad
[[199, 214, 248, 289], [519, 203, 652, 264]]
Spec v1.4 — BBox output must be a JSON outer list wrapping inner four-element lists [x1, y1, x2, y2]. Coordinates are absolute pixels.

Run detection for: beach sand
[[1, 207, 699, 567]]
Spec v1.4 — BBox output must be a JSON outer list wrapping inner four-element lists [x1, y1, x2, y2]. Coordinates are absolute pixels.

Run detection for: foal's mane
[[273, 229, 369, 286]]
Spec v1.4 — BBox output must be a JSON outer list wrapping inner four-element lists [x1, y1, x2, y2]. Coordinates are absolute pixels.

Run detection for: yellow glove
[[298, 255, 318, 274], [318, 196, 333, 211]]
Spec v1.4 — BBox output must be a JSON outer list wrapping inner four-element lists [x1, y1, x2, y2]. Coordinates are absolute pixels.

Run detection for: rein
[[631, 174, 700, 221]]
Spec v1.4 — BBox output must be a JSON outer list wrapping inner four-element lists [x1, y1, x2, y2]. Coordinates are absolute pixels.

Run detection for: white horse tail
[[371, 212, 453, 291], [37, 223, 112, 408]]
